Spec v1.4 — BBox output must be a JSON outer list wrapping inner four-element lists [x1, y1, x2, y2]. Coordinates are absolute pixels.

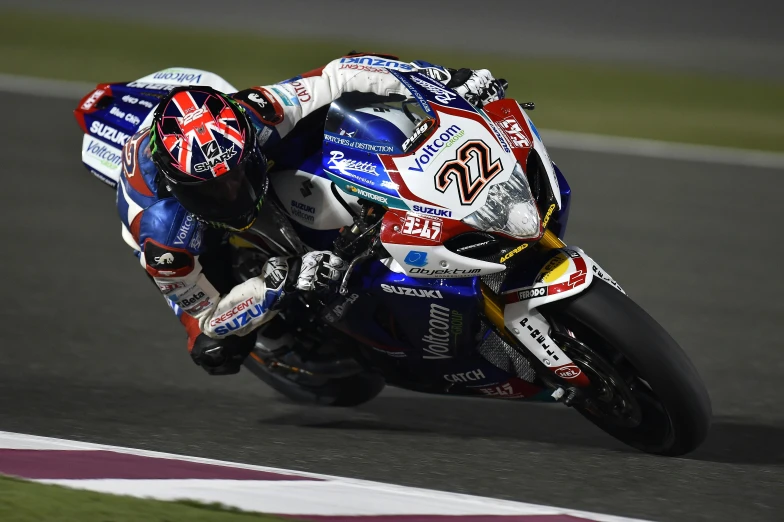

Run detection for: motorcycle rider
[[117, 53, 505, 375]]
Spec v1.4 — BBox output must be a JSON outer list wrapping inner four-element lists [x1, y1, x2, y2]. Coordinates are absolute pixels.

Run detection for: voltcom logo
[[173, 213, 194, 246], [152, 70, 203, 84], [290, 199, 316, 223], [422, 304, 463, 359], [85, 140, 122, 168], [407, 124, 464, 172]]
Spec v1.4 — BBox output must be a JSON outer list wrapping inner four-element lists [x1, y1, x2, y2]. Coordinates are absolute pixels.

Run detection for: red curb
[[0, 450, 320, 481]]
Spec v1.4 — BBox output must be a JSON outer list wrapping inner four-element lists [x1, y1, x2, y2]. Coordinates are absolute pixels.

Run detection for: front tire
[[542, 280, 712, 456]]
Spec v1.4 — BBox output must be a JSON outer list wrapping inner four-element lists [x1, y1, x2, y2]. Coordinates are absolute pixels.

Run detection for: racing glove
[[292, 251, 348, 293], [446, 68, 506, 108]]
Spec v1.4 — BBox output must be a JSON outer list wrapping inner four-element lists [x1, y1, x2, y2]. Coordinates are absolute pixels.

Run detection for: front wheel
[[541, 280, 711, 456]]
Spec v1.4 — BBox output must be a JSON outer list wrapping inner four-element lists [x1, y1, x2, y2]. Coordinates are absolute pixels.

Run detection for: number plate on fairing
[[391, 109, 518, 220]]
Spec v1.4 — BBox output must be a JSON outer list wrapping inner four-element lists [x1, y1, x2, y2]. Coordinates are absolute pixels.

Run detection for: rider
[[117, 53, 505, 376]]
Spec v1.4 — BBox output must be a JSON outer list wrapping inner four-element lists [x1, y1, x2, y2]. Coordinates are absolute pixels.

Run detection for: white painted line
[[542, 129, 784, 170], [5, 71, 779, 169], [0, 73, 95, 100], [0, 430, 649, 521]]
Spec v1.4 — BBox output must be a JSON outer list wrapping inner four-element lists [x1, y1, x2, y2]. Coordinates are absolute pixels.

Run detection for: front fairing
[[322, 72, 528, 221]]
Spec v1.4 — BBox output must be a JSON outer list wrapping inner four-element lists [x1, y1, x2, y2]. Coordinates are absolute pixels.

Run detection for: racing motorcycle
[[73, 64, 711, 456]]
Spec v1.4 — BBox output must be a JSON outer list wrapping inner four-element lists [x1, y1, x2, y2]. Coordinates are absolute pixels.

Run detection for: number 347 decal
[[435, 140, 502, 205]]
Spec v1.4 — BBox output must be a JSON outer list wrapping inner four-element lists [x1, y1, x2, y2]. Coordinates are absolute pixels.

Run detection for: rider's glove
[[190, 333, 255, 376], [446, 68, 506, 108], [293, 251, 348, 293]]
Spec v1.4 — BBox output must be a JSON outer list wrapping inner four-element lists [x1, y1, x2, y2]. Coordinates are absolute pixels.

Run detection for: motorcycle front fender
[[497, 247, 624, 385]]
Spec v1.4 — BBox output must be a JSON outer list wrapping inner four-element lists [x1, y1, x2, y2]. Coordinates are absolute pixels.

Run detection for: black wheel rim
[[549, 316, 676, 452]]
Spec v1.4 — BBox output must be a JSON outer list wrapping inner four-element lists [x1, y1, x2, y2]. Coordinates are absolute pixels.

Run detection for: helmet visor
[[168, 148, 267, 224]]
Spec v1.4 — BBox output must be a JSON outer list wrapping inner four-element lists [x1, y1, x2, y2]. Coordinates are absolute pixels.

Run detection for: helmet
[[150, 86, 267, 231]]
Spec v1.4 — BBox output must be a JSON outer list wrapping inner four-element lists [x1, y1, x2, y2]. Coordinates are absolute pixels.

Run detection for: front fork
[[480, 230, 595, 391]]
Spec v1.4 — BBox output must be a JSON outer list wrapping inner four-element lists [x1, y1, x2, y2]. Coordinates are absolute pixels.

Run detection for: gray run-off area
[[3, 0, 784, 79], [1, 90, 783, 521]]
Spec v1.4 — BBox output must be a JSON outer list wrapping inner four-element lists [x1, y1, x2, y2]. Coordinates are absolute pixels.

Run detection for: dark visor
[[168, 149, 266, 223]]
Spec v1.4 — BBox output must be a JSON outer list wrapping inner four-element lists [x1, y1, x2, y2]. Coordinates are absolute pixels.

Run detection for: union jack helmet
[[150, 86, 268, 230]]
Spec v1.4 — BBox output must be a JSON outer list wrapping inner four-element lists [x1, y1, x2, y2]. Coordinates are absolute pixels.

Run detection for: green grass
[[0, 475, 296, 522], [1, 10, 783, 151]]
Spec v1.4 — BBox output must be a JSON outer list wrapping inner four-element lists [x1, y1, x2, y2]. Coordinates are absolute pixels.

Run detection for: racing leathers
[[116, 53, 504, 373]]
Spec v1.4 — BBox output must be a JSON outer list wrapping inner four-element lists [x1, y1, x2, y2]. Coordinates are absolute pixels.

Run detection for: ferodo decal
[[504, 285, 549, 304], [435, 140, 503, 205], [538, 253, 569, 283], [517, 286, 547, 300]]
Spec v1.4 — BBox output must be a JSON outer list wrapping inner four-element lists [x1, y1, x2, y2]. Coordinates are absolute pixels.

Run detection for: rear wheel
[[541, 280, 711, 456]]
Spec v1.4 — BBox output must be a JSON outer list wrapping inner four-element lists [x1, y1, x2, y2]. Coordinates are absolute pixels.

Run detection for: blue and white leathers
[[116, 55, 488, 343]]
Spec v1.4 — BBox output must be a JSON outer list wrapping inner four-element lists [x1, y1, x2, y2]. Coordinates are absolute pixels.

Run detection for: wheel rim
[[549, 317, 676, 451]]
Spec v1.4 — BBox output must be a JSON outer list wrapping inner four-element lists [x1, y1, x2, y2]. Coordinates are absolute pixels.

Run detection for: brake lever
[[338, 239, 378, 296]]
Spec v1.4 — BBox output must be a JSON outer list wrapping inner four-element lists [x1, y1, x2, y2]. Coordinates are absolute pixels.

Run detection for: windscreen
[[324, 92, 432, 155]]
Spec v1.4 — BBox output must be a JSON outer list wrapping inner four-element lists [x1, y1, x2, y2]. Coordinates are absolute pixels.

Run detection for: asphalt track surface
[[5, 0, 784, 79], [2, 93, 784, 522]]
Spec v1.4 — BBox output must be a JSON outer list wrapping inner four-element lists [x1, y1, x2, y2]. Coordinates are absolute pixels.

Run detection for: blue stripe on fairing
[[527, 115, 542, 141]]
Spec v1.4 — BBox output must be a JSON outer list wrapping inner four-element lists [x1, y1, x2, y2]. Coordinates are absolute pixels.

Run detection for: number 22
[[435, 140, 502, 205]]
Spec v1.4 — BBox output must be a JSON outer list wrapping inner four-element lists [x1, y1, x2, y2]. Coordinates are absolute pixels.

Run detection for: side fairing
[[269, 153, 360, 232], [331, 260, 547, 399], [333, 260, 482, 361]]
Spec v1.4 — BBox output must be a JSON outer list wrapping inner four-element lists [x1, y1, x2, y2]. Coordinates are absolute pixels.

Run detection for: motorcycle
[[74, 64, 711, 456]]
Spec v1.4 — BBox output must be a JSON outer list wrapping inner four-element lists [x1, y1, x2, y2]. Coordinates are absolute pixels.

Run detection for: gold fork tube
[[539, 229, 566, 250], [480, 230, 566, 335], [480, 282, 507, 334]]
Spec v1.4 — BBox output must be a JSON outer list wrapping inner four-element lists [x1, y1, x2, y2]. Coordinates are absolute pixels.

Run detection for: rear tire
[[541, 280, 712, 456]]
